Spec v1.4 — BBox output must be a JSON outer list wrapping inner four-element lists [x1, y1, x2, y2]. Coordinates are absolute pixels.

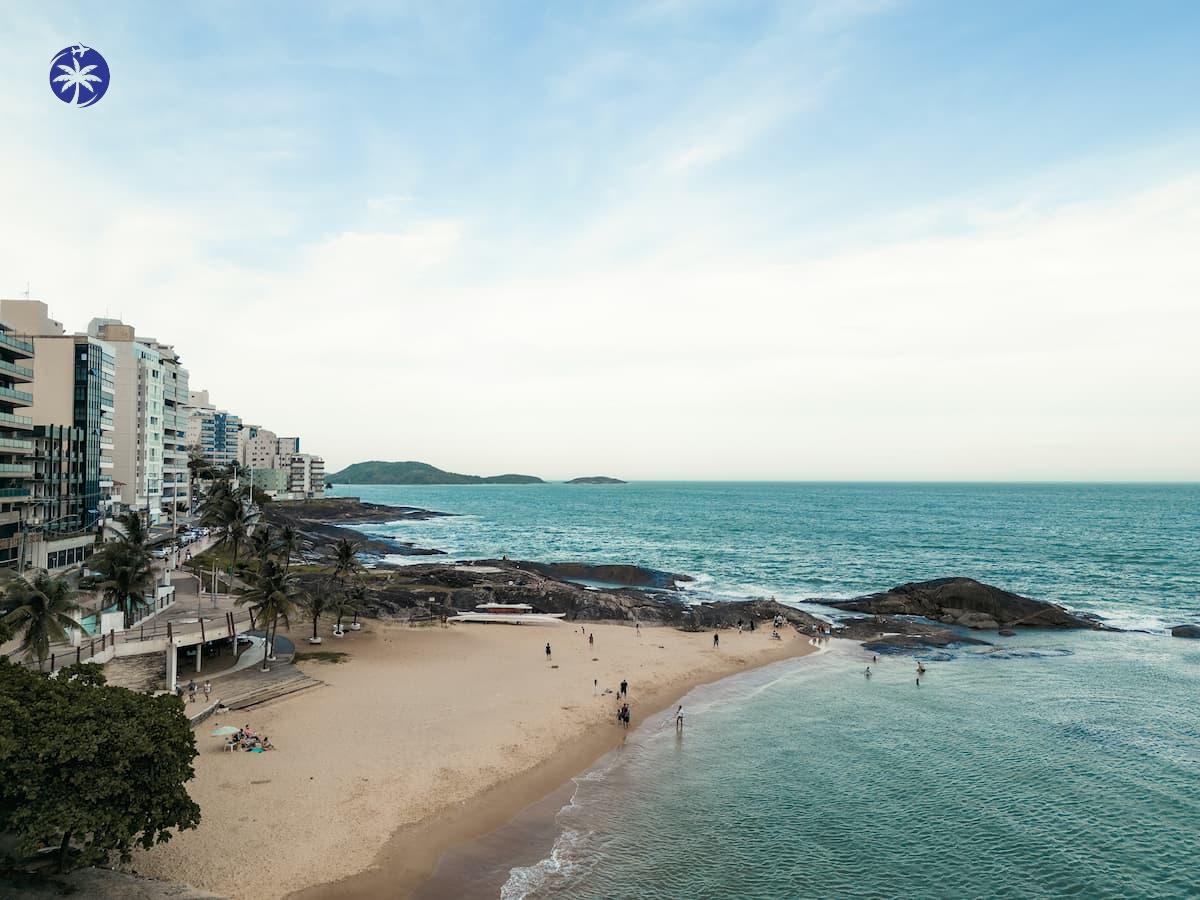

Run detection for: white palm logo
[[53, 55, 103, 106]]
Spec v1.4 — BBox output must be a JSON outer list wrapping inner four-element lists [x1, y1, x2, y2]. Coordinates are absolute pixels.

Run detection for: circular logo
[[49, 44, 110, 108]]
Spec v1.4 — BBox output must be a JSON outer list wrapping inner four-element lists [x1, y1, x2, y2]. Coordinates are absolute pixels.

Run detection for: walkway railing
[[6, 601, 265, 676]]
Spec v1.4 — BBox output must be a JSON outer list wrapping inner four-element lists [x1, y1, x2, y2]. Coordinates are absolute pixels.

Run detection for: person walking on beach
[[588, 632, 594, 648], [594, 678, 599, 695], [713, 632, 720, 648], [675, 705, 684, 732], [635, 622, 640, 637], [620, 679, 628, 698], [187, 679, 197, 703], [545, 642, 552, 660], [203, 679, 212, 702]]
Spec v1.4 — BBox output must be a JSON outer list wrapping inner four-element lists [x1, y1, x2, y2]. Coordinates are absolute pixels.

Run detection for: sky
[[1, 1, 1198, 480]]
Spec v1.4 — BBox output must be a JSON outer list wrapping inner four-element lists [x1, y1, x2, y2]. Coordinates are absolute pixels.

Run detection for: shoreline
[[134, 620, 819, 900], [290, 628, 819, 900]]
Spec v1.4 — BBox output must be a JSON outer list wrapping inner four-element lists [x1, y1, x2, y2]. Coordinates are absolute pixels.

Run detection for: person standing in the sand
[[675, 705, 684, 732], [545, 642, 552, 660], [588, 632, 594, 647], [713, 633, 720, 648], [620, 678, 628, 698]]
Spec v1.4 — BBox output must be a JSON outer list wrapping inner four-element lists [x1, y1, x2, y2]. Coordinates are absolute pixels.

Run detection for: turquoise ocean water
[[328, 482, 1200, 898]]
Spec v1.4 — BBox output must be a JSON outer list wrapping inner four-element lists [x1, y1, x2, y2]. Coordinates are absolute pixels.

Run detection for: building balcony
[[0, 410, 34, 430], [0, 463, 34, 477], [0, 358, 33, 383], [0, 487, 31, 499], [0, 385, 33, 407], [0, 332, 34, 357], [0, 437, 33, 454]]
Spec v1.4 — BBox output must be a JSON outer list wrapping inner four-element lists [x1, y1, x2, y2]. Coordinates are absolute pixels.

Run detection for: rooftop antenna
[[22, 281, 30, 300]]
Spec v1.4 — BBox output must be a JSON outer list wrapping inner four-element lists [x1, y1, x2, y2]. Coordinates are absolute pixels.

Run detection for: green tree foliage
[[0, 661, 201, 872], [237, 559, 300, 670], [1, 574, 82, 669]]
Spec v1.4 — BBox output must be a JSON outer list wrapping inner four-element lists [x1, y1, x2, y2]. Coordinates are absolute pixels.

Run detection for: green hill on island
[[566, 476, 626, 484], [326, 460, 544, 485]]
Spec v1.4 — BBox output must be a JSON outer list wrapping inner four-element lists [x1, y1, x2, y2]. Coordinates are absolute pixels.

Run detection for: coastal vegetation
[[91, 512, 156, 629], [325, 460, 543, 485], [0, 573, 82, 670], [0, 661, 199, 874]]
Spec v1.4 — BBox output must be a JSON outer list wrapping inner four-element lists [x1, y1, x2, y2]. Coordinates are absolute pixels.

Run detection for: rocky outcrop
[[818, 577, 1105, 630], [566, 476, 626, 484], [262, 499, 448, 563], [323, 561, 820, 632], [1171, 624, 1200, 638], [491, 561, 693, 591], [838, 616, 993, 652]]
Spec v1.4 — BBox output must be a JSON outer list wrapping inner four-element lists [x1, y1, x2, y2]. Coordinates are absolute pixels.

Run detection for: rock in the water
[[956, 611, 1000, 630], [998, 628, 1017, 636], [1171, 624, 1200, 638], [817, 577, 1107, 630]]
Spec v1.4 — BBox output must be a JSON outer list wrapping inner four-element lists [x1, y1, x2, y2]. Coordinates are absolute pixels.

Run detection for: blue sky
[[1, 2, 1198, 478]]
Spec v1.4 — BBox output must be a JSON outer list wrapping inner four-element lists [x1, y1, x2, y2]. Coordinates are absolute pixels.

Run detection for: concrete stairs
[[215, 664, 323, 711], [103, 652, 167, 693]]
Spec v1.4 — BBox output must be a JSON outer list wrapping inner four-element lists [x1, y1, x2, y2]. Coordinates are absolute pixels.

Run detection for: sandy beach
[[134, 620, 817, 899]]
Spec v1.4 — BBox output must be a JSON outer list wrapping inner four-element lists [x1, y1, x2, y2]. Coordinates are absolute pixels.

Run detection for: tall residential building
[[0, 318, 35, 569], [146, 340, 190, 516], [88, 319, 167, 521], [239, 424, 279, 469], [185, 389, 241, 469], [276, 436, 300, 458], [1, 300, 118, 529], [26, 425, 96, 571], [287, 453, 325, 499]]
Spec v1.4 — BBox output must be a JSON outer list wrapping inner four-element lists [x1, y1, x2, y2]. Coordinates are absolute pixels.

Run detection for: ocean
[[327, 482, 1200, 898]]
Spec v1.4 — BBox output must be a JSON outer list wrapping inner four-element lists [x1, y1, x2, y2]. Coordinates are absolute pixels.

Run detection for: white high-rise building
[[238, 424, 279, 469], [88, 319, 167, 521], [288, 453, 325, 499]]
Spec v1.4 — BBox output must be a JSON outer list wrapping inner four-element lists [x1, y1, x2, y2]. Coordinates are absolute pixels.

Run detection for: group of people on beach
[[224, 725, 275, 753]]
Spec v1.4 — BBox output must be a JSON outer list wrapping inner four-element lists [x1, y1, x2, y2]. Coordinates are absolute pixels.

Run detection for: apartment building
[[287, 453, 325, 499], [186, 389, 242, 470], [239, 424, 279, 469], [1, 300, 118, 530], [27, 425, 95, 571], [0, 319, 35, 569], [148, 340, 190, 516], [88, 319, 167, 521], [276, 436, 300, 457]]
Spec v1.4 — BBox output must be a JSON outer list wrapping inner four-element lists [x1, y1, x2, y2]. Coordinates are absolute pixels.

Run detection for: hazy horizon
[[3, 2, 1198, 480]]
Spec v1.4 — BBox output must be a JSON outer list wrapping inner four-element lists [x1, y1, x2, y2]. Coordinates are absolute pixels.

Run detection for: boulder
[[956, 612, 1000, 630], [1171, 624, 1200, 639], [817, 577, 1107, 630]]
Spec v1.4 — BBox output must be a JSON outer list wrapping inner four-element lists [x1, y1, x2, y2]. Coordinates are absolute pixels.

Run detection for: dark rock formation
[[322, 560, 821, 632], [263, 498, 448, 562], [838, 616, 992, 652], [1171, 624, 1200, 638], [818, 577, 1106, 630], [489, 560, 693, 590], [566, 476, 626, 484]]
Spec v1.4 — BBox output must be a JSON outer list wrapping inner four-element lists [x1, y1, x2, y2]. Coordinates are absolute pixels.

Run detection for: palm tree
[[300, 583, 334, 644], [346, 580, 367, 631], [250, 524, 276, 567], [94, 543, 157, 629], [52, 56, 103, 106], [93, 513, 156, 628], [237, 559, 299, 671], [330, 538, 364, 585], [277, 524, 299, 573], [2, 573, 82, 670]]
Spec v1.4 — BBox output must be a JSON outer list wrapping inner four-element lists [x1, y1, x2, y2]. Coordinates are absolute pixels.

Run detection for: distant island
[[326, 460, 543, 485], [566, 476, 626, 484]]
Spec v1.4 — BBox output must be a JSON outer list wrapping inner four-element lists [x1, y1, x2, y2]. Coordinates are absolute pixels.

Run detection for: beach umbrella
[[211, 725, 239, 736]]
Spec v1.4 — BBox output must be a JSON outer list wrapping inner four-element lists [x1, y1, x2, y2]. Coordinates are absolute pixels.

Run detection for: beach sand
[[135, 620, 816, 899]]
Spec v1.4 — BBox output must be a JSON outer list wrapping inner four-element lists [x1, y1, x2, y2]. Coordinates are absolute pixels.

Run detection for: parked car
[[150, 547, 170, 559]]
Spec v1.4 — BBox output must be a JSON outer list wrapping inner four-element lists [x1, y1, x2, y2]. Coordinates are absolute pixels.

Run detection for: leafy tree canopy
[[0, 661, 201, 872]]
